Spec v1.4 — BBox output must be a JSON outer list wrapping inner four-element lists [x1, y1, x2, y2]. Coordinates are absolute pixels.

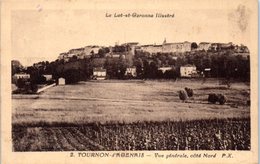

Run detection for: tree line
[[132, 50, 250, 81], [12, 48, 250, 85]]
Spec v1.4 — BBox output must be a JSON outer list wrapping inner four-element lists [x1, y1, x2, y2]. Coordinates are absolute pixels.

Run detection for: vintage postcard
[[1, 0, 258, 163]]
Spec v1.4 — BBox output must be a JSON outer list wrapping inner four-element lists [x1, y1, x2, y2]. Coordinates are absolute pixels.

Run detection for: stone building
[[140, 45, 162, 54], [162, 41, 192, 53], [84, 45, 101, 56], [125, 67, 137, 77], [198, 42, 212, 51], [93, 67, 106, 80], [58, 77, 65, 85], [180, 64, 197, 77]]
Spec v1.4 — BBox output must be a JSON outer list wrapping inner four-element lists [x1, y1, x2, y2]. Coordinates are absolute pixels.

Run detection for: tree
[[149, 61, 158, 78], [63, 69, 81, 84], [116, 58, 127, 79], [16, 78, 26, 88], [98, 49, 106, 58], [164, 69, 177, 79], [104, 58, 119, 79], [133, 58, 144, 78], [191, 42, 198, 50], [12, 60, 23, 75]]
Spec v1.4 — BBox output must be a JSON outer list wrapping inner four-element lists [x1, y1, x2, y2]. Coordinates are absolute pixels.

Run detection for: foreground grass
[[12, 117, 250, 151]]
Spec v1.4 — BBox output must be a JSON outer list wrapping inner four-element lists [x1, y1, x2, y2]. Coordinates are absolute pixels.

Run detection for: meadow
[[12, 79, 250, 151]]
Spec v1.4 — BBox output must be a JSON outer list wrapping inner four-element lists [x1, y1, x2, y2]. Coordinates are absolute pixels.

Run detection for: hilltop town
[[12, 39, 250, 93], [56, 40, 249, 63]]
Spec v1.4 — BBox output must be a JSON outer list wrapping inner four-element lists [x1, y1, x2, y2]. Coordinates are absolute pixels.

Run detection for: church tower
[[163, 38, 167, 44]]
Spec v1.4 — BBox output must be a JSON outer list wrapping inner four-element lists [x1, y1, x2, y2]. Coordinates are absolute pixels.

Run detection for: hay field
[[12, 79, 250, 124], [12, 79, 250, 151]]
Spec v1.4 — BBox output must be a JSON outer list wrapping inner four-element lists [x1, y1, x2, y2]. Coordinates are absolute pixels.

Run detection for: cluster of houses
[[12, 64, 199, 85], [56, 40, 249, 62], [13, 39, 248, 86], [92, 67, 137, 80], [140, 40, 193, 54], [138, 40, 249, 54], [92, 64, 198, 80], [12, 73, 53, 83], [58, 45, 102, 62]]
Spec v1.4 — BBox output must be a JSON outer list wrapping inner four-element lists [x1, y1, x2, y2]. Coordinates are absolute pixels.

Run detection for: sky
[[11, 5, 252, 66]]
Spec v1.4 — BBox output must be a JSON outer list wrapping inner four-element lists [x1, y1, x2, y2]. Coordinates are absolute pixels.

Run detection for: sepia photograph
[[1, 0, 258, 163]]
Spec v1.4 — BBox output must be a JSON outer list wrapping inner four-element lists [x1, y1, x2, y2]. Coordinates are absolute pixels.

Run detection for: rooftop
[[181, 64, 196, 67], [93, 67, 106, 72]]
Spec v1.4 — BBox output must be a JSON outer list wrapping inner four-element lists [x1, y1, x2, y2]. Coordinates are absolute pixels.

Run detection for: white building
[[140, 45, 162, 54], [198, 42, 212, 51], [13, 73, 30, 80], [93, 68, 106, 80], [158, 67, 173, 73], [43, 75, 53, 81], [162, 41, 192, 53], [125, 67, 137, 77], [180, 64, 197, 77], [67, 53, 75, 58], [58, 77, 65, 85], [84, 46, 101, 56]]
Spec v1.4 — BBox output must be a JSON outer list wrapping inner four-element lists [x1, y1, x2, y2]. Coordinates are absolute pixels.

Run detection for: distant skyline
[[12, 6, 252, 66]]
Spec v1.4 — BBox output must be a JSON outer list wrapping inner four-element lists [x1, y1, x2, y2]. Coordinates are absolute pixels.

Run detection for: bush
[[31, 84, 39, 93], [184, 87, 194, 97], [16, 78, 26, 88], [208, 93, 227, 105], [63, 69, 81, 84], [247, 100, 250, 106], [179, 90, 188, 102], [47, 79, 55, 85], [208, 93, 218, 104], [218, 94, 227, 105]]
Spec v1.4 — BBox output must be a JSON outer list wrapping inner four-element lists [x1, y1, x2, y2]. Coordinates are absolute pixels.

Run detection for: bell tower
[[163, 38, 167, 44]]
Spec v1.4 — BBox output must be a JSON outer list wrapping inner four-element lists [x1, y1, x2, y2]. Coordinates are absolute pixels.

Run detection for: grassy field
[[12, 79, 250, 151], [12, 79, 250, 124]]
